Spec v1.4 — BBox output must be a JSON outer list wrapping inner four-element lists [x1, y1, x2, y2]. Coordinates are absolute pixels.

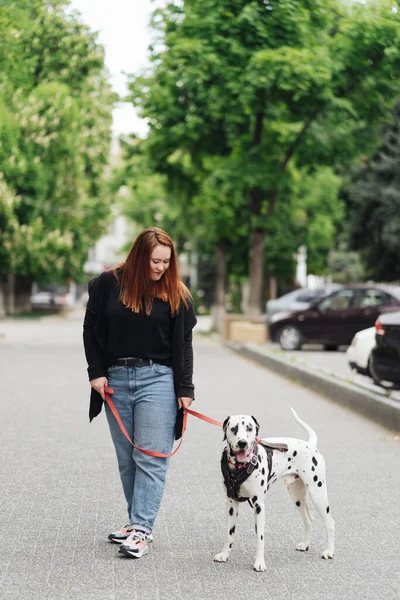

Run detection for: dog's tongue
[[236, 450, 248, 463]]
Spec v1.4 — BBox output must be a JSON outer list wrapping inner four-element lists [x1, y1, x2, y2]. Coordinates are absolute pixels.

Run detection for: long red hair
[[113, 227, 191, 315]]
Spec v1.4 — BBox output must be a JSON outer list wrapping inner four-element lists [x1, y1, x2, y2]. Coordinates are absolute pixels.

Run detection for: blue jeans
[[105, 362, 177, 533]]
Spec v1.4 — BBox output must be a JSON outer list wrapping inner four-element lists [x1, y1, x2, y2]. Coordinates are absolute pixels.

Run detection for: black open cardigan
[[83, 270, 197, 439]]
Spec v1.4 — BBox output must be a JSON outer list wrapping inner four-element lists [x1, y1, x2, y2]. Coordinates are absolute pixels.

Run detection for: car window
[[353, 289, 393, 308], [318, 290, 354, 311], [296, 292, 320, 303]]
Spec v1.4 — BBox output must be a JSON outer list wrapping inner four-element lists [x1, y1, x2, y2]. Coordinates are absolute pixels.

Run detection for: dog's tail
[[289, 406, 318, 448]]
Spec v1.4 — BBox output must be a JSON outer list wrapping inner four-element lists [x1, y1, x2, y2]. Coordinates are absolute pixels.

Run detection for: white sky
[[70, 0, 158, 136]]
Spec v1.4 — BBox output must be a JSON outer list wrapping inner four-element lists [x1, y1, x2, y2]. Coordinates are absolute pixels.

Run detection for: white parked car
[[346, 327, 376, 376]]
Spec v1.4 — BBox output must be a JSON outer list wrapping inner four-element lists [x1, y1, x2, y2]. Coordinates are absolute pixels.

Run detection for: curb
[[225, 341, 400, 432]]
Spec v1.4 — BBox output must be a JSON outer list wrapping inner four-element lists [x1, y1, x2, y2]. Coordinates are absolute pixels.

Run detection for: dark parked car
[[268, 284, 400, 351], [370, 311, 400, 390], [266, 285, 341, 323]]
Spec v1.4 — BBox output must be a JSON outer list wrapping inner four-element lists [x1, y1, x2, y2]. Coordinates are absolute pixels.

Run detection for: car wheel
[[278, 326, 302, 351], [370, 361, 396, 390], [324, 345, 338, 351]]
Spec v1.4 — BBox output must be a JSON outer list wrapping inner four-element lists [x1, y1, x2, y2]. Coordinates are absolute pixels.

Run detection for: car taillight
[[375, 320, 385, 336]]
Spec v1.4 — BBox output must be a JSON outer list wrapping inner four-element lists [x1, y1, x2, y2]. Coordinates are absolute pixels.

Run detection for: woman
[[83, 227, 197, 559]]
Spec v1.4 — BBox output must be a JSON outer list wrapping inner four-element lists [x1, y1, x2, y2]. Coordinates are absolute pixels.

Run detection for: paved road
[[1, 312, 399, 599]]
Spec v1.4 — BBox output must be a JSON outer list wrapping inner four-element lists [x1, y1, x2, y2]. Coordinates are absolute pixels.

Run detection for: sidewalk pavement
[[0, 314, 399, 599], [226, 341, 400, 433]]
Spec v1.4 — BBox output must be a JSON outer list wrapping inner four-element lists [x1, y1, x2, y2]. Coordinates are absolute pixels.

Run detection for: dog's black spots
[[229, 526, 236, 536], [293, 451, 297, 457], [267, 485, 270, 491], [230, 425, 239, 436], [261, 479, 264, 486], [229, 507, 234, 516], [296, 501, 301, 507], [255, 524, 257, 534], [229, 448, 235, 457], [256, 505, 261, 514], [252, 495, 258, 503], [318, 481, 322, 487], [258, 456, 262, 463], [327, 506, 330, 513], [312, 466, 315, 472], [313, 475, 318, 482], [229, 543, 233, 549], [288, 466, 292, 470], [262, 467, 265, 475], [288, 457, 292, 462], [312, 457, 318, 466], [261, 535, 263, 540], [246, 424, 253, 432]]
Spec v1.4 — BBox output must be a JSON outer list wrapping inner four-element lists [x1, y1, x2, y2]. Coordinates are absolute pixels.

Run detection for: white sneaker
[[119, 530, 151, 558], [108, 525, 154, 545]]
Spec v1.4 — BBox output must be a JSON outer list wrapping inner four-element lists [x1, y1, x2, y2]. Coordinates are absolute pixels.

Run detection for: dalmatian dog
[[214, 406, 335, 572]]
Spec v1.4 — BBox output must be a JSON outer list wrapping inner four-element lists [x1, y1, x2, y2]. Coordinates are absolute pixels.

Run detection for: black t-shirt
[[105, 277, 172, 366]]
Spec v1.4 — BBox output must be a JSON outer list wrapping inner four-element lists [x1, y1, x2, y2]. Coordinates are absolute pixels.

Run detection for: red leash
[[104, 386, 223, 458]]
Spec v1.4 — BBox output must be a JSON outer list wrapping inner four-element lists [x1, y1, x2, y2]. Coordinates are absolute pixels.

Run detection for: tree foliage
[[0, 0, 115, 284], [349, 100, 400, 281], [127, 0, 400, 309]]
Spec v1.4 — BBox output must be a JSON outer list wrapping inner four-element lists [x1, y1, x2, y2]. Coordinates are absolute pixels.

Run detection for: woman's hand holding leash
[[90, 376, 108, 400], [178, 397, 193, 410]]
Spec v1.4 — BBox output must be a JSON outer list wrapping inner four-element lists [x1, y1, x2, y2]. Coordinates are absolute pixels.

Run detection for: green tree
[[0, 0, 115, 312], [128, 0, 400, 314], [349, 100, 400, 280]]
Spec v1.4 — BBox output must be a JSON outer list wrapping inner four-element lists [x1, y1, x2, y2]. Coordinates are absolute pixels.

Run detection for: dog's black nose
[[238, 440, 247, 449]]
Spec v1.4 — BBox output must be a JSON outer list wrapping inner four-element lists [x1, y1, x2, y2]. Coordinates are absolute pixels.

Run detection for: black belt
[[111, 357, 153, 368]]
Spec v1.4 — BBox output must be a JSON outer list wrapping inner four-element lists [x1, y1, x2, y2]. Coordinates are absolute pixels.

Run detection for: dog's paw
[[253, 560, 267, 572], [296, 543, 309, 552], [213, 552, 229, 563], [321, 550, 334, 560]]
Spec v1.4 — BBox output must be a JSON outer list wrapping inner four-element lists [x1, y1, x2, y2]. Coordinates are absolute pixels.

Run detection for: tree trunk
[[211, 238, 227, 332], [246, 107, 267, 316], [15, 275, 32, 314], [247, 228, 265, 316], [269, 277, 278, 301], [5, 273, 16, 316], [0, 280, 5, 319]]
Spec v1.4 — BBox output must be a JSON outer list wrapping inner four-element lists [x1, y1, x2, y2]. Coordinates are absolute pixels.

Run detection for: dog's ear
[[222, 416, 230, 441], [251, 415, 260, 437]]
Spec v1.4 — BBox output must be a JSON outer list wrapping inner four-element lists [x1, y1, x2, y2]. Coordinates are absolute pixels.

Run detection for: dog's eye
[[246, 425, 253, 432], [230, 425, 239, 435]]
